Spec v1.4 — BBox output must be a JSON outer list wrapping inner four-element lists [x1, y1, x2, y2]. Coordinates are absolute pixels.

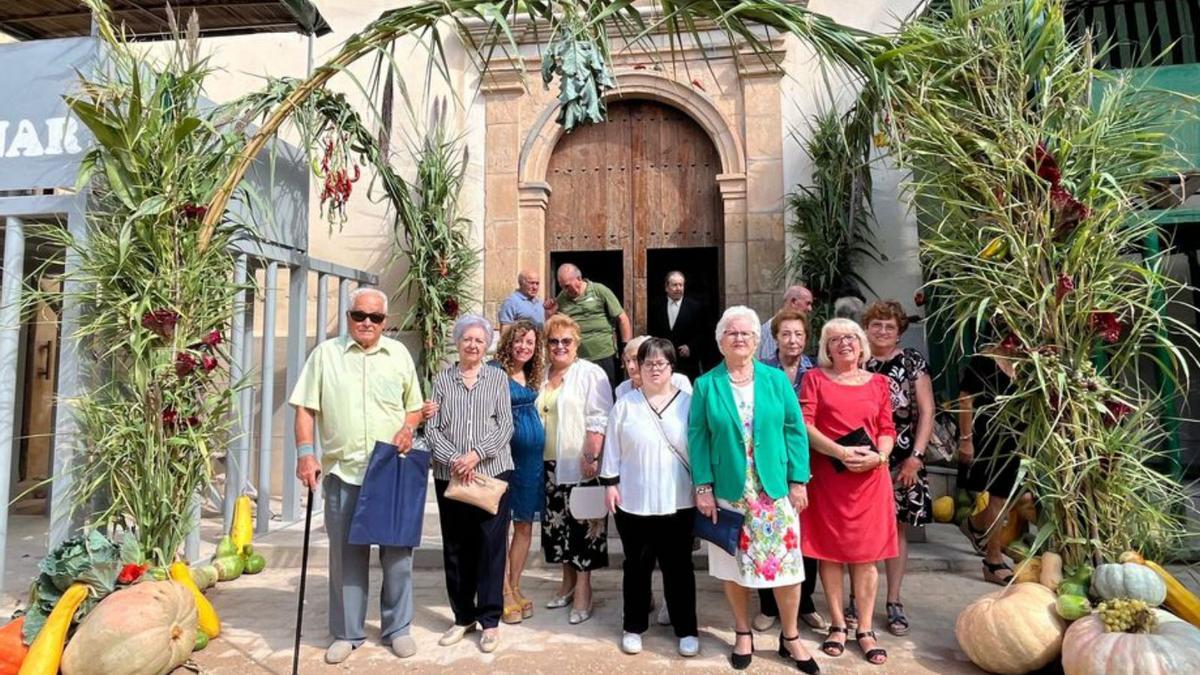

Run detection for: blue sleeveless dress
[[500, 367, 546, 522]]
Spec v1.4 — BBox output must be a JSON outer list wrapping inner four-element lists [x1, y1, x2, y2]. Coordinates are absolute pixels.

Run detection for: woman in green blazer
[[689, 306, 817, 673]]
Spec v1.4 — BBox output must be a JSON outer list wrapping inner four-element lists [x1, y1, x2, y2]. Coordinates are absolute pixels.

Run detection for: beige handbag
[[568, 484, 608, 520], [445, 473, 509, 515]]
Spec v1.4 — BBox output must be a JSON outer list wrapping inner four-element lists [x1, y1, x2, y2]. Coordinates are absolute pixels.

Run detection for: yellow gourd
[[932, 496, 955, 523], [231, 495, 253, 555], [18, 582, 89, 675], [1142, 559, 1200, 628], [169, 562, 220, 638]]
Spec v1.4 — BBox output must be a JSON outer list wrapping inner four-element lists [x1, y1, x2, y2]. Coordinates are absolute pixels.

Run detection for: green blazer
[[688, 361, 811, 502]]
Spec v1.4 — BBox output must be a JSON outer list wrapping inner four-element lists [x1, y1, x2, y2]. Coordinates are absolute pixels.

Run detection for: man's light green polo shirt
[[555, 280, 623, 360], [288, 335, 424, 485]]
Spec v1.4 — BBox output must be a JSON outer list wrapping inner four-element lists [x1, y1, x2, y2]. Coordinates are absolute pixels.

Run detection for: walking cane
[[292, 487, 315, 675]]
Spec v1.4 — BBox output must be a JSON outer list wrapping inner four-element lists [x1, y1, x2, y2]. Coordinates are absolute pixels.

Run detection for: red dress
[[799, 368, 899, 563]]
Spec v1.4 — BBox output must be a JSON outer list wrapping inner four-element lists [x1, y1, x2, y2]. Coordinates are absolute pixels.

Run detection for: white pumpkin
[[1092, 562, 1168, 605], [61, 581, 197, 675], [1063, 609, 1200, 675], [956, 582, 1066, 674]]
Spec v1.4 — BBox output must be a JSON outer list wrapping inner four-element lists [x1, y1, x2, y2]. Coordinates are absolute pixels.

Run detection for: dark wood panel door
[[545, 99, 722, 332]]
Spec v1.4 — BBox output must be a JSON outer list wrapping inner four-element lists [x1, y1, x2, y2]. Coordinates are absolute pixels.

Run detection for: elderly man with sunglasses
[[289, 287, 425, 664]]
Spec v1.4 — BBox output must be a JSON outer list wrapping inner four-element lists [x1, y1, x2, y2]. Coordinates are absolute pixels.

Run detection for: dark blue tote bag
[[348, 440, 430, 548]]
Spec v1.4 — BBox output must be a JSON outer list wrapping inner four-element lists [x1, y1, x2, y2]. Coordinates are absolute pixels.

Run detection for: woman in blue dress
[[493, 319, 547, 624]]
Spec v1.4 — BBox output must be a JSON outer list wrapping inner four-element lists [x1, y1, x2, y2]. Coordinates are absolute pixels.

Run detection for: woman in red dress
[[799, 318, 897, 666]]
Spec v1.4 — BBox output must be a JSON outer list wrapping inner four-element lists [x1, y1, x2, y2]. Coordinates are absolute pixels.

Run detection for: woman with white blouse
[[602, 338, 699, 658]]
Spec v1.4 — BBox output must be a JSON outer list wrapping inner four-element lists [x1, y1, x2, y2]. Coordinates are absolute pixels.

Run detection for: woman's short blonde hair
[[816, 318, 869, 368], [544, 313, 582, 344], [623, 335, 651, 359]]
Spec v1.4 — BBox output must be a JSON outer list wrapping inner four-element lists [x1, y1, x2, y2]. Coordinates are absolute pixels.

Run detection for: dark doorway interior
[[549, 250, 624, 302], [646, 246, 721, 370]]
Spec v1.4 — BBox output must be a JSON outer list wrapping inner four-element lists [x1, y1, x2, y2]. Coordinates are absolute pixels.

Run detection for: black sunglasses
[[348, 310, 386, 324]]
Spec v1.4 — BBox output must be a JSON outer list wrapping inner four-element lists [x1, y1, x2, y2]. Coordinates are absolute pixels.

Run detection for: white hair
[[834, 296, 866, 322], [623, 335, 652, 359], [816, 318, 869, 368], [350, 287, 388, 313], [557, 263, 582, 280], [714, 306, 761, 347], [452, 314, 494, 347]]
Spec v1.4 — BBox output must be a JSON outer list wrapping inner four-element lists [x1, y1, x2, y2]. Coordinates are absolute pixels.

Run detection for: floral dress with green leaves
[[707, 381, 805, 588]]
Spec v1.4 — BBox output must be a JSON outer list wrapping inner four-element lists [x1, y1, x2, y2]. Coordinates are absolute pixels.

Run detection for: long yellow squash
[[169, 563, 220, 638], [1120, 550, 1200, 627], [18, 582, 89, 675], [231, 495, 253, 554]]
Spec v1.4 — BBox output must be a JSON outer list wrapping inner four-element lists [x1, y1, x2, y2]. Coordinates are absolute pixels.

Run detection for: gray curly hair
[[452, 314, 494, 347]]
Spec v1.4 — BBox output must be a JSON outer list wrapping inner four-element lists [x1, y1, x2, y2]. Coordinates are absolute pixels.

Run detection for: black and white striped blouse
[[426, 363, 515, 480]]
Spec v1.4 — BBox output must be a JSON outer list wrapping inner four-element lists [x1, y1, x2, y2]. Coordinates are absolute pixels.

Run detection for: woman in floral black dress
[[862, 301, 934, 637]]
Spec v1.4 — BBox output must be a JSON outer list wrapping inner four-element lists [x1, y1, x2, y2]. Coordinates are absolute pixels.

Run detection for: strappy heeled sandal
[[885, 602, 910, 636], [778, 632, 820, 673], [820, 626, 847, 657], [501, 591, 524, 624], [856, 630, 887, 665], [514, 585, 534, 619], [731, 630, 755, 670]]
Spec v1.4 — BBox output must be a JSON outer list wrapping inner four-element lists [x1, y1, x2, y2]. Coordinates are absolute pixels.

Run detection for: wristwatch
[[694, 484, 713, 495]]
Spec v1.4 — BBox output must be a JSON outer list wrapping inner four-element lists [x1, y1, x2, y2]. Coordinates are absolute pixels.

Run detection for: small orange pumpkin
[[0, 617, 28, 675]]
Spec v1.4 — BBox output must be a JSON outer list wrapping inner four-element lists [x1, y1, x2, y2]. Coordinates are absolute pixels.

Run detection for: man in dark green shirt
[[547, 263, 632, 387]]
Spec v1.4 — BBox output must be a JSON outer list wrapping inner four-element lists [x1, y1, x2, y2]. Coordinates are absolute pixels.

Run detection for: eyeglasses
[[827, 334, 858, 346], [548, 337, 575, 347], [868, 322, 899, 334], [642, 360, 671, 372], [348, 310, 386, 324], [723, 330, 754, 341]]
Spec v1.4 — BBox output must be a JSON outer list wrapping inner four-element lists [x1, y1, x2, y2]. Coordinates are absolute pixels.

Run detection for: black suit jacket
[[647, 295, 710, 377]]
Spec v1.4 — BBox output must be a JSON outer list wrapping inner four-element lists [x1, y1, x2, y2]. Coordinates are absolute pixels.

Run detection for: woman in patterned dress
[[538, 314, 613, 624], [689, 306, 818, 673], [863, 301, 934, 637]]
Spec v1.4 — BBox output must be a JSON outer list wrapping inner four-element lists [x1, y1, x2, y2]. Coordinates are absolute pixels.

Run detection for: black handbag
[[693, 506, 745, 555]]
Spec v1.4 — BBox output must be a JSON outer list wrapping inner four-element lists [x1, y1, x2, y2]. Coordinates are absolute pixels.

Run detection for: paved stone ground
[[195, 566, 991, 674]]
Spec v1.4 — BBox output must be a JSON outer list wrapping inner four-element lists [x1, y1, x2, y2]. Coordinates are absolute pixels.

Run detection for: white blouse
[[600, 389, 694, 516], [614, 372, 693, 401], [542, 358, 613, 485]]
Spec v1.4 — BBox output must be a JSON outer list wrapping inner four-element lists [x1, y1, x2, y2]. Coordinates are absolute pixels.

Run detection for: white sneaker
[[621, 632, 643, 655], [678, 635, 700, 657], [657, 602, 671, 626]]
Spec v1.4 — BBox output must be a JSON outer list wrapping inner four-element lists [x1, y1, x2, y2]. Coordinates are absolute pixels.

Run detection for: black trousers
[[590, 354, 620, 391], [435, 472, 512, 629], [758, 555, 820, 617], [613, 507, 698, 637]]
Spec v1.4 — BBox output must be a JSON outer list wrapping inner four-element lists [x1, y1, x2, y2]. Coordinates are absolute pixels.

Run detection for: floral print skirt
[[707, 454, 805, 588], [541, 461, 608, 572]]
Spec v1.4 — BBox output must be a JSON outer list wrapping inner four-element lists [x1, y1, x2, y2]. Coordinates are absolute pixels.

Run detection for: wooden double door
[[545, 99, 723, 333]]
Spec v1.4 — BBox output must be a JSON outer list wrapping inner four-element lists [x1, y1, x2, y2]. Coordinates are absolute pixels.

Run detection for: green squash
[[1055, 594, 1091, 621], [212, 555, 244, 582], [214, 535, 238, 559], [243, 552, 266, 575], [194, 631, 209, 651], [1092, 562, 1166, 605], [1058, 581, 1088, 599]]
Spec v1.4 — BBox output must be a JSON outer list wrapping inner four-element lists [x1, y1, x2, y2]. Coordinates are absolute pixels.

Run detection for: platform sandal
[[856, 630, 887, 665]]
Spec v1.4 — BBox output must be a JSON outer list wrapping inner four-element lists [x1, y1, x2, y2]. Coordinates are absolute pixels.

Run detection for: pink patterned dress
[[707, 381, 805, 587]]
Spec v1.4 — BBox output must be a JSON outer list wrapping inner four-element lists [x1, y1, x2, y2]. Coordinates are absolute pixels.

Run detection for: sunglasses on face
[[348, 310, 386, 324]]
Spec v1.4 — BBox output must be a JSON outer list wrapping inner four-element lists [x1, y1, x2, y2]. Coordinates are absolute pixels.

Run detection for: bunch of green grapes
[[1097, 599, 1156, 633]]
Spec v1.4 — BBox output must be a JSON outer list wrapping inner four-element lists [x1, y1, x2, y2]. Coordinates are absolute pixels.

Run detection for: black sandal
[[779, 632, 820, 673], [885, 602, 910, 636], [959, 518, 987, 554], [983, 560, 1014, 586], [820, 626, 846, 657], [731, 630, 754, 670], [845, 594, 858, 629], [856, 630, 887, 665]]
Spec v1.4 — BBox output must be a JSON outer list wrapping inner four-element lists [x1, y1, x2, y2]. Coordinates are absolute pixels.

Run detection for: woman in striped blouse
[[427, 315, 515, 653]]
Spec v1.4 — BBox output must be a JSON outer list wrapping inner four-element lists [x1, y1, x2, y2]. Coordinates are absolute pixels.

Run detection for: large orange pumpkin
[[956, 583, 1066, 674], [0, 617, 28, 675], [1062, 609, 1200, 675], [60, 581, 196, 675]]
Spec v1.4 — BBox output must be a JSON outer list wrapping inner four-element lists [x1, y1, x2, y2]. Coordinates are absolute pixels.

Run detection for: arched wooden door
[[545, 99, 723, 333]]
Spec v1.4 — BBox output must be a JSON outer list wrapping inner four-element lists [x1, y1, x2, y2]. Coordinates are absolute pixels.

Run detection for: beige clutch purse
[[445, 473, 509, 515]]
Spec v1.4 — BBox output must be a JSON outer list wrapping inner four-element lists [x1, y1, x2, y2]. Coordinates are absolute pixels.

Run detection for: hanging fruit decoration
[[541, 27, 615, 133], [317, 131, 361, 225]]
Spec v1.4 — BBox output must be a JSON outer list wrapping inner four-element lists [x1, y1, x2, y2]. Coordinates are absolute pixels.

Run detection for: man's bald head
[[557, 263, 585, 297], [517, 268, 541, 298], [783, 284, 813, 314]]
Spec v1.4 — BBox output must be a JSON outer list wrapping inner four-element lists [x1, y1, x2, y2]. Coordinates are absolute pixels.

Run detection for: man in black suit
[[647, 270, 709, 379]]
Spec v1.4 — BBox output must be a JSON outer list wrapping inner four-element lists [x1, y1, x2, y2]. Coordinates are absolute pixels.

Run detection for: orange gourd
[[0, 617, 28, 675]]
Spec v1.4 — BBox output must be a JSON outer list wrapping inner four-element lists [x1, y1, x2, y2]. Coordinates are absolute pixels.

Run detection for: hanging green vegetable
[[541, 31, 615, 132]]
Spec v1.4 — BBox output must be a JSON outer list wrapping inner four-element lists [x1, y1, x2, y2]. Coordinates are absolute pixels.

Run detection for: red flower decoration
[[913, 290, 926, 307], [1000, 333, 1023, 353], [185, 415, 201, 429], [443, 298, 460, 318], [141, 309, 179, 339], [180, 204, 208, 221], [1030, 143, 1062, 185], [1055, 273, 1075, 302], [117, 563, 149, 584], [201, 354, 219, 372], [175, 352, 198, 377], [783, 528, 798, 551], [1090, 312, 1122, 344], [738, 530, 750, 552], [1051, 185, 1090, 238], [201, 329, 223, 347], [1104, 399, 1133, 426], [162, 408, 178, 429]]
